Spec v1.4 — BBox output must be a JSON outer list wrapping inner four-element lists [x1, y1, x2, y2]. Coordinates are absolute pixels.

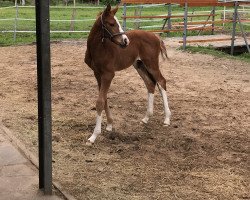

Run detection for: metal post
[[134, 5, 142, 29], [223, 6, 226, 27], [231, 1, 238, 55], [122, 3, 127, 31], [167, 3, 172, 37], [183, 2, 188, 50], [211, 6, 216, 35], [237, 7, 250, 53], [138, 5, 143, 29], [69, 8, 77, 34], [13, 3, 19, 42], [35, 0, 52, 195]]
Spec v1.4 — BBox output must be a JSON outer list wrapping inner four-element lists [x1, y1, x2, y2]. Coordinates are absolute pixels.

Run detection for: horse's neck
[[88, 18, 102, 42]]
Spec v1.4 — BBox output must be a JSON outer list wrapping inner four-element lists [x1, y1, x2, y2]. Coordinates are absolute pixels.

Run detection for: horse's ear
[[104, 3, 111, 15], [112, 5, 119, 15]]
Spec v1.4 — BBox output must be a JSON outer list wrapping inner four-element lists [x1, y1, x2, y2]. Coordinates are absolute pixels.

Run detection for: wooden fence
[[121, 0, 250, 53]]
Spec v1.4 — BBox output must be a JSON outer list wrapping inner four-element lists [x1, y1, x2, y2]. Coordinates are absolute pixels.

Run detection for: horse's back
[[126, 30, 161, 44], [125, 30, 162, 62]]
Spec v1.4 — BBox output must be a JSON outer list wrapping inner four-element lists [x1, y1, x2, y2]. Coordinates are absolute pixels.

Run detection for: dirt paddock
[[0, 40, 249, 200]]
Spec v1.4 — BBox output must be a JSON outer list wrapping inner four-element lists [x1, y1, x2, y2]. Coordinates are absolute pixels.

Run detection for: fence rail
[[0, 4, 249, 42]]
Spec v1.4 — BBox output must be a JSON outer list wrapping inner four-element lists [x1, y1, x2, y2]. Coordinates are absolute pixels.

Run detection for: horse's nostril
[[124, 38, 130, 46]]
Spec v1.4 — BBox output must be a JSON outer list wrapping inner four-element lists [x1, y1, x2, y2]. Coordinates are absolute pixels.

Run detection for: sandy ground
[[0, 40, 249, 200]]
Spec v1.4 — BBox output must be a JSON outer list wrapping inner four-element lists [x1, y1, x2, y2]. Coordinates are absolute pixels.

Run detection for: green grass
[[0, 4, 249, 46], [184, 46, 250, 63], [0, 5, 104, 45]]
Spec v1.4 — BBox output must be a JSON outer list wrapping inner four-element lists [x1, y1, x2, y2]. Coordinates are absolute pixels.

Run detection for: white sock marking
[[106, 124, 112, 132], [88, 113, 102, 143], [142, 93, 154, 124], [158, 85, 171, 126]]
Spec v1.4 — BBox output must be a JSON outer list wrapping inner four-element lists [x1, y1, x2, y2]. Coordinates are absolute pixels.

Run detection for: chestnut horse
[[84, 4, 171, 144]]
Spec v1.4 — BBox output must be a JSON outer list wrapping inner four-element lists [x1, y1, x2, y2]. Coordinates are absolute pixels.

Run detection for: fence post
[[122, 3, 127, 31], [69, 8, 77, 34], [183, 2, 188, 50], [223, 6, 226, 27], [211, 6, 216, 35], [13, 2, 19, 42], [167, 3, 172, 37], [35, 0, 52, 195], [237, 5, 250, 53], [134, 5, 142, 29], [231, 1, 238, 55]]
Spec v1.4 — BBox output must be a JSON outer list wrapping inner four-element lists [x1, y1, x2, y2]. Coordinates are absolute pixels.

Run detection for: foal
[[84, 4, 171, 144]]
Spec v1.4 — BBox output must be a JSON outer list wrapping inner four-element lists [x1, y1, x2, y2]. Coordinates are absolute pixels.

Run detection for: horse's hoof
[[86, 141, 94, 146], [106, 124, 113, 132], [86, 135, 96, 145], [142, 117, 149, 124], [164, 118, 170, 126]]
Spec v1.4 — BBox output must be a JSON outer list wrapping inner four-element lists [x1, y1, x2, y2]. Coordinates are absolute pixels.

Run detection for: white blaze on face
[[114, 16, 130, 45]]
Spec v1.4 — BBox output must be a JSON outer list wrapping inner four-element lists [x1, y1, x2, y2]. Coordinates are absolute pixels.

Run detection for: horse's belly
[[114, 60, 132, 71], [114, 50, 138, 71]]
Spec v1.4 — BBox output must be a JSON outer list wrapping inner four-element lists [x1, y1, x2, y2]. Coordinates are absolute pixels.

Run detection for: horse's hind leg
[[142, 60, 171, 126], [133, 60, 156, 124], [157, 82, 171, 126], [105, 100, 113, 131]]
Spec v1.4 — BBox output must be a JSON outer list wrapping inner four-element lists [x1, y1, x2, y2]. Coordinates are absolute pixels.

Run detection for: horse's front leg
[[87, 72, 114, 144], [94, 72, 113, 132]]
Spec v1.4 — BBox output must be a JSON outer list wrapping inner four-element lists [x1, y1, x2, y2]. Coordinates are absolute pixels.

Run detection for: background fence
[[0, 2, 249, 45]]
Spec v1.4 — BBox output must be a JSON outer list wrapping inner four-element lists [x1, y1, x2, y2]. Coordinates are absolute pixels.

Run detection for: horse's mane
[[97, 11, 103, 18]]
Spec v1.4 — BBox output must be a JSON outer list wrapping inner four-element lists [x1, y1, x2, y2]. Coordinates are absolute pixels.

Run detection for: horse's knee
[[158, 77, 166, 91], [96, 98, 105, 114]]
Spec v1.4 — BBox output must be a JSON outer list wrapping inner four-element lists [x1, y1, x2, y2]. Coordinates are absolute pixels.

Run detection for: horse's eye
[[109, 23, 115, 27]]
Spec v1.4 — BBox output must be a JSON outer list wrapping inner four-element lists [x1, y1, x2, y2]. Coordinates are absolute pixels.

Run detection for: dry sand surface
[[0, 40, 249, 200]]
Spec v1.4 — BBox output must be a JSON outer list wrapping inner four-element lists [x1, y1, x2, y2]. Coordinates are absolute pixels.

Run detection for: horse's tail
[[160, 40, 169, 60]]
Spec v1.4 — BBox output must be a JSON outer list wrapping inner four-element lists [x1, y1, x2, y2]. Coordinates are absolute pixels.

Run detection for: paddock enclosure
[[120, 0, 250, 52], [0, 39, 249, 199]]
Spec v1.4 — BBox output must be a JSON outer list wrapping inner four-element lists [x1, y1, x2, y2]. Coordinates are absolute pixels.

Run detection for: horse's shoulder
[[84, 47, 92, 67]]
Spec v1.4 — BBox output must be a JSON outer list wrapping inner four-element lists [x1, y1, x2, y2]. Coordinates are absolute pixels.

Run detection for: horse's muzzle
[[119, 36, 129, 48]]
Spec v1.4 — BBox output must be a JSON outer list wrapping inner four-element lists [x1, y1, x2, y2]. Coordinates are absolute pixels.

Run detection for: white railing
[[0, 4, 249, 41], [0, 5, 103, 41]]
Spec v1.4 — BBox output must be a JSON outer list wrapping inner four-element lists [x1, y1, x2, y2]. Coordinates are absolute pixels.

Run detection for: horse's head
[[100, 4, 130, 48]]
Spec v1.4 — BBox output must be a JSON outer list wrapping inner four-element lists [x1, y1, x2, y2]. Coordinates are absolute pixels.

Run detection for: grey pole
[[231, 1, 238, 55], [183, 2, 188, 50], [35, 0, 52, 195], [211, 6, 216, 35], [237, 7, 250, 53], [122, 3, 127, 31], [13, 3, 19, 42], [167, 3, 172, 37]]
